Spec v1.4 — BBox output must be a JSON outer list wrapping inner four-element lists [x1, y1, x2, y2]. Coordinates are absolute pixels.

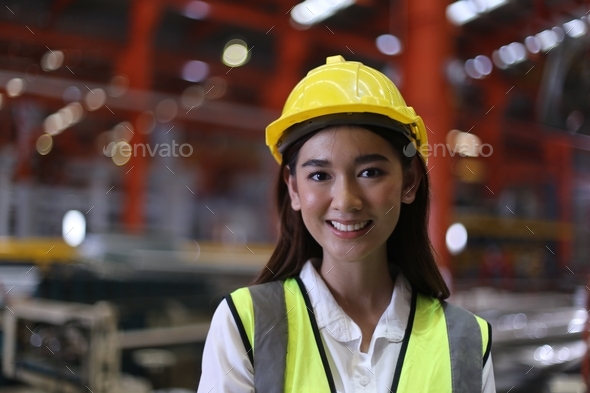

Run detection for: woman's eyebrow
[[301, 158, 330, 168], [354, 153, 390, 165], [300, 153, 390, 168]]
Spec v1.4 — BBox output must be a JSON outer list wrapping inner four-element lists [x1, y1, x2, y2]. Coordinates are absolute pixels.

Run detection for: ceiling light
[[6, 78, 25, 97], [446, 0, 509, 25], [446, 1, 478, 25], [182, 60, 209, 82], [36, 134, 53, 155], [84, 88, 106, 111], [44, 113, 66, 136], [497, 42, 526, 65], [552, 26, 565, 42], [64, 102, 84, 123], [536, 29, 559, 52], [41, 50, 64, 71], [376, 34, 402, 56], [474, 55, 492, 75], [498, 45, 516, 64], [464, 59, 483, 79], [484, 0, 508, 11], [563, 19, 587, 38], [446, 223, 468, 255], [62, 210, 86, 247], [222, 39, 250, 67], [63, 86, 81, 103], [446, 60, 468, 84], [183, 1, 210, 19], [508, 42, 527, 63], [492, 50, 507, 69], [113, 122, 134, 142], [111, 141, 132, 166], [291, 0, 355, 26], [524, 36, 541, 53]]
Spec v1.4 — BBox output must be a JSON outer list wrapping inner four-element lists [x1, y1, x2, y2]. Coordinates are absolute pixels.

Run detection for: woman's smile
[[326, 219, 374, 239]]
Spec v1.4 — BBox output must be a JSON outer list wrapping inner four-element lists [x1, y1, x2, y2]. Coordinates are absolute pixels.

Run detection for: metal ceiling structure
[[0, 0, 589, 273]]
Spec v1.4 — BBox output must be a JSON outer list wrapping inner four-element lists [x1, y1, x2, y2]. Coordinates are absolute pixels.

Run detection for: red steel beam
[[0, 3, 390, 87], [0, 21, 268, 92], [402, 0, 454, 277], [0, 23, 121, 58], [169, 0, 387, 60], [263, 28, 308, 110], [117, 0, 162, 234]]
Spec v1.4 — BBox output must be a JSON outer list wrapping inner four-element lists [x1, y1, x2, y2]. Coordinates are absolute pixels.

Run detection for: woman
[[197, 55, 495, 393]]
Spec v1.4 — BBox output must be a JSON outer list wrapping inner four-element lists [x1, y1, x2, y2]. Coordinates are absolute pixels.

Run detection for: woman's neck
[[316, 253, 395, 313]]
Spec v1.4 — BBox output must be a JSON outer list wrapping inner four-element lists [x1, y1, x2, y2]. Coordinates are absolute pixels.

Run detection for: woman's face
[[284, 126, 422, 266]]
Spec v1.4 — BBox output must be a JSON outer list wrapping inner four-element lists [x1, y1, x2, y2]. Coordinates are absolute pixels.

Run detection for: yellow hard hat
[[265, 55, 428, 165]]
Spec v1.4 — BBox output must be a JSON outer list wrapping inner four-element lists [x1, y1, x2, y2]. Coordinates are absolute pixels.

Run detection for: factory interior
[[0, 0, 590, 392]]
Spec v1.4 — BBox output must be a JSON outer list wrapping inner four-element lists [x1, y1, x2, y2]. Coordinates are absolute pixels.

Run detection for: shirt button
[[360, 376, 369, 386]]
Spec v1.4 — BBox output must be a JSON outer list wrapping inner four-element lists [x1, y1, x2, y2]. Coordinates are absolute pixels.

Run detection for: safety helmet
[[265, 55, 428, 165]]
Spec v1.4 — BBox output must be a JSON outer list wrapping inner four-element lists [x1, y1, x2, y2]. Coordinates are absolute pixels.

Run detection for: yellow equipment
[[0, 237, 76, 264], [265, 55, 428, 165]]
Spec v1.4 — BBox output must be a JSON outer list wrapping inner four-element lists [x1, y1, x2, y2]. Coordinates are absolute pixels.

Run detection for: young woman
[[197, 55, 495, 393]]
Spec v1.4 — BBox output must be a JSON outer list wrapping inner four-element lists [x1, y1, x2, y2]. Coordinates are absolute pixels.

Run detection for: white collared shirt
[[197, 259, 496, 393]]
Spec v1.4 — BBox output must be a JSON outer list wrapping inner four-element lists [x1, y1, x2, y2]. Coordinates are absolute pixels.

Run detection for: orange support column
[[264, 28, 308, 111], [116, 0, 161, 233], [261, 27, 307, 239], [402, 0, 453, 274]]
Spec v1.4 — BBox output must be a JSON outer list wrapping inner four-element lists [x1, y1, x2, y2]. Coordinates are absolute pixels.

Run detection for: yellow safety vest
[[226, 277, 491, 393]]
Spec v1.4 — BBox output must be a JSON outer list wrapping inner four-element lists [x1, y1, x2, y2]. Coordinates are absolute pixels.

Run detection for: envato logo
[[403, 141, 493, 158], [103, 140, 194, 158]]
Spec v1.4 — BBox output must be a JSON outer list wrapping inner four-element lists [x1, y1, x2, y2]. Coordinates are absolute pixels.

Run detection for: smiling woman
[[291, 127, 419, 287], [257, 124, 444, 299], [197, 55, 495, 393]]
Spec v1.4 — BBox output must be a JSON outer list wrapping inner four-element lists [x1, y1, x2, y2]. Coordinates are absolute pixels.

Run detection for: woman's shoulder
[[229, 278, 299, 295], [415, 292, 480, 314], [226, 279, 293, 308]]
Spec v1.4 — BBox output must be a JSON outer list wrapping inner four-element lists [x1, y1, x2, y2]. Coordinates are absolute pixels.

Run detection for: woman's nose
[[331, 178, 363, 212]]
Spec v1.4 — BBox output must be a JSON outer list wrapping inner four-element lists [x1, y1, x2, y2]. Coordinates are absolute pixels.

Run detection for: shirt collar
[[298, 258, 411, 344]]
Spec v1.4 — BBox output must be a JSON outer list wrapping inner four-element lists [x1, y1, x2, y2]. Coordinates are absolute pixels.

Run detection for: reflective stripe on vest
[[226, 277, 490, 393]]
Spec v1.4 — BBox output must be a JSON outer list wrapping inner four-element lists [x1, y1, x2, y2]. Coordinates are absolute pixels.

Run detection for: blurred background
[[0, 0, 588, 392]]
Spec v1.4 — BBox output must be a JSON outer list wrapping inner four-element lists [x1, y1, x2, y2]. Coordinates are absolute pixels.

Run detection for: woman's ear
[[283, 166, 302, 211], [401, 157, 423, 204]]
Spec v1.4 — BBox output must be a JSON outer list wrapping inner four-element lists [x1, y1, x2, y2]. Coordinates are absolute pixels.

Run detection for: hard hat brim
[[277, 112, 414, 157]]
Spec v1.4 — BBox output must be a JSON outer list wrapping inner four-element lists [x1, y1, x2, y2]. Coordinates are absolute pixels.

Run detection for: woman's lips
[[326, 220, 374, 239]]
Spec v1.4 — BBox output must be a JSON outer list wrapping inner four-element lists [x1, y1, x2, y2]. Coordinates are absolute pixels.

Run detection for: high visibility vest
[[226, 277, 491, 393]]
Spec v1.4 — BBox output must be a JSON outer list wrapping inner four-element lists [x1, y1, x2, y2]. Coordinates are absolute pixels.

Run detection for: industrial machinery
[[455, 288, 588, 393], [0, 235, 270, 391], [2, 299, 119, 393]]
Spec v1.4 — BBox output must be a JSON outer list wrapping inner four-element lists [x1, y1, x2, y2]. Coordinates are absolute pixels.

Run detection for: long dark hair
[[253, 126, 450, 299]]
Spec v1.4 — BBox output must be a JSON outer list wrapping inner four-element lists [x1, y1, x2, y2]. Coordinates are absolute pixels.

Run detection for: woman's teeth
[[329, 220, 370, 232]]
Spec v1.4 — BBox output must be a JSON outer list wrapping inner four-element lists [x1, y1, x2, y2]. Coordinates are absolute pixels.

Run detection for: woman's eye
[[360, 168, 382, 178], [308, 172, 330, 181]]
